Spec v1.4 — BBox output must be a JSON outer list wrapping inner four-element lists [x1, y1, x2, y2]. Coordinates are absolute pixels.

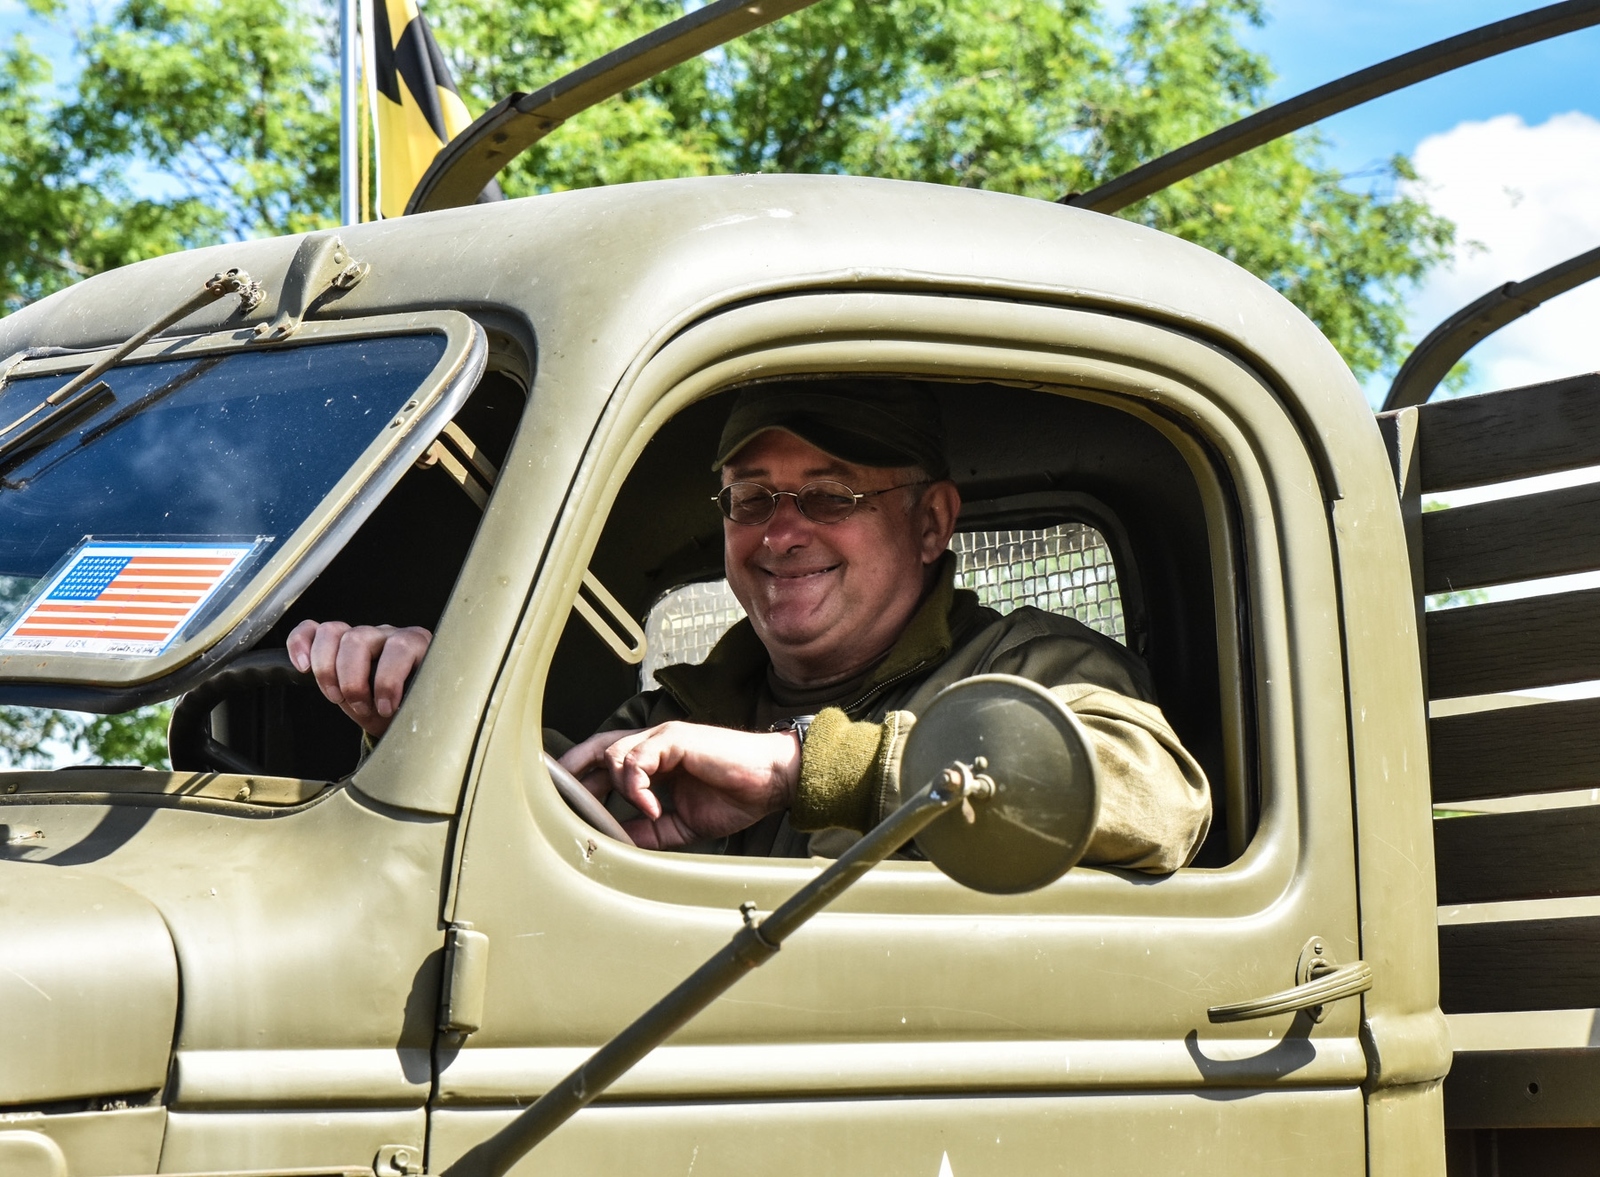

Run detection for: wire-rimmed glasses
[[713, 479, 930, 525]]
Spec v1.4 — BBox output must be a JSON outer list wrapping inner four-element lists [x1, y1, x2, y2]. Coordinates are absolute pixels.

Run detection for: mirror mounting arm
[[445, 764, 986, 1177]]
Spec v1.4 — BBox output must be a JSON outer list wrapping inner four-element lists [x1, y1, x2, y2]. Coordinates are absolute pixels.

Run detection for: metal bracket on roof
[[257, 232, 368, 342]]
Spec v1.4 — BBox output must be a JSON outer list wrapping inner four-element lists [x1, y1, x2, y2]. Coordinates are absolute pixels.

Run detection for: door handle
[[1207, 961, 1373, 1024]]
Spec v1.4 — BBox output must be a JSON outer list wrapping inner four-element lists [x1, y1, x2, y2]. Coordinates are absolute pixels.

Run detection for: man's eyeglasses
[[714, 479, 930, 525]]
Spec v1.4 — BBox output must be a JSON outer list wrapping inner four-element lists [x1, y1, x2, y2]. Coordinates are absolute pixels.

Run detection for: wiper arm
[[0, 379, 115, 469], [0, 268, 264, 443]]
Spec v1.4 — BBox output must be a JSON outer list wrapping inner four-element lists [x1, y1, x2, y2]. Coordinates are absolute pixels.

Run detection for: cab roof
[[0, 173, 1372, 478]]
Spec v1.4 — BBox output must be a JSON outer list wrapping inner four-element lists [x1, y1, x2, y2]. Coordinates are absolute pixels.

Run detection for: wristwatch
[[770, 714, 817, 749]]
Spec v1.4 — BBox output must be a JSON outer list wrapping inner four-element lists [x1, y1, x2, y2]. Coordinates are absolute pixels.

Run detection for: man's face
[[721, 429, 959, 686]]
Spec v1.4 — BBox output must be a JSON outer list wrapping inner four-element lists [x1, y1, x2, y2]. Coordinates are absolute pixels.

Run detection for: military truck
[[2, 3, 1599, 1175]]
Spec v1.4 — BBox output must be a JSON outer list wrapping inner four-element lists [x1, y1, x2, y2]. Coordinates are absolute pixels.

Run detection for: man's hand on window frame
[[286, 620, 434, 737]]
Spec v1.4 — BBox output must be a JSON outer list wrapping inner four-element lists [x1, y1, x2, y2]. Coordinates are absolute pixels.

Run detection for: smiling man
[[552, 381, 1210, 869], [289, 380, 1211, 870]]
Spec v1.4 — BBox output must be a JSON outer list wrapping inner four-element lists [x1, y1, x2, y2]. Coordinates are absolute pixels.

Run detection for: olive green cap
[[713, 380, 949, 478]]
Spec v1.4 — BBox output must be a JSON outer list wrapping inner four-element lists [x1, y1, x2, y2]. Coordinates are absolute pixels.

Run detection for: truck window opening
[[639, 522, 1128, 691], [542, 378, 1248, 868]]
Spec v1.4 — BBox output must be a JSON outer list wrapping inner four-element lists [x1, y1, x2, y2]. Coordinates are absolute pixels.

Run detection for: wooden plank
[[1436, 808, 1600, 904], [1440, 916, 1600, 1014], [1447, 1049, 1600, 1128], [1432, 697, 1600, 802], [1419, 372, 1600, 493], [1423, 482, 1600, 594], [1427, 587, 1600, 699]]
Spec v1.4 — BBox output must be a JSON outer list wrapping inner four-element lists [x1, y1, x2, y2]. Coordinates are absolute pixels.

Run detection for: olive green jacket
[[605, 567, 1211, 873]]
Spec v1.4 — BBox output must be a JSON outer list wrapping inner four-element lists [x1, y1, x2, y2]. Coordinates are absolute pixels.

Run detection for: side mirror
[[905, 674, 1101, 894]]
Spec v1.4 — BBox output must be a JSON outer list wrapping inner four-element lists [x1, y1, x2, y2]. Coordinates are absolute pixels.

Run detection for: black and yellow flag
[[370, 0, 474, 217]]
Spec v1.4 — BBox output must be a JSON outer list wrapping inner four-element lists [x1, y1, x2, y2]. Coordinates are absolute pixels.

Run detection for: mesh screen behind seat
[[640, 522, 1123, 689]]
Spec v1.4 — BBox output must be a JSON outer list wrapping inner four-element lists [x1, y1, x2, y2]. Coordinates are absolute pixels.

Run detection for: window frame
[[0, 311, 487, 709], [480, 290, 1347, 928]]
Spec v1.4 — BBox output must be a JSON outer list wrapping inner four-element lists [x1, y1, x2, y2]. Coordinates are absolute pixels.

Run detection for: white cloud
[[1405, 112, 1600, 395]]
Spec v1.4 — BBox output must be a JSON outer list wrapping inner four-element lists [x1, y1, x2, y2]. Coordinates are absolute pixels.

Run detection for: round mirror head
[[906, 674, 1100, 894]]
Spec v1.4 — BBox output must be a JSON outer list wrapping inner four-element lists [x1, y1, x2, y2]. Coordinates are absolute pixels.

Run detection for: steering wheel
[[168, 649, 321, 776], [544, 753, 636, 847], [170, 648, 637, 846]]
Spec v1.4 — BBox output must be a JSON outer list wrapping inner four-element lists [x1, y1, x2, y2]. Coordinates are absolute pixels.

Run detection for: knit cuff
[[791, 706, 890, 832]]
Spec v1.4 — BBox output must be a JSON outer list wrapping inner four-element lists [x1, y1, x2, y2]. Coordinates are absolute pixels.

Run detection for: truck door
[[429, 294, 1369, 1175]]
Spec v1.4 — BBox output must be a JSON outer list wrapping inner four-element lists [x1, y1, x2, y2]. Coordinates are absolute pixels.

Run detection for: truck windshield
[[0, 333, 448, 646]]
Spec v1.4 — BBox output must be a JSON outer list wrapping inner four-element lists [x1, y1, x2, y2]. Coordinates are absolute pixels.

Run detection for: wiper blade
[[0, 268, 264, 444], [0, 380, 115, 471], [2, 356, 226, 490]]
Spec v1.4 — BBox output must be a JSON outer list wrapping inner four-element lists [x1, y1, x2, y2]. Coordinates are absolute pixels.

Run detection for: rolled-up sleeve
[[791, 626, 1212, 873], [1049, 683, 1211, 872]]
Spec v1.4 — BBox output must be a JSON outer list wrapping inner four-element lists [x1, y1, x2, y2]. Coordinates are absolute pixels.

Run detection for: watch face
[[770, 715, 816, 738]]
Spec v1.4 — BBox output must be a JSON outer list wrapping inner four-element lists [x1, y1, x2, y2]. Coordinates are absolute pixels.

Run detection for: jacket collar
[[655, 553, 970, 726]]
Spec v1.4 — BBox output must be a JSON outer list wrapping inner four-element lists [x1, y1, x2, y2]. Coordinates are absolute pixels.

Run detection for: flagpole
[[360, 0, 381, 219], [339, 0, 360, 224]]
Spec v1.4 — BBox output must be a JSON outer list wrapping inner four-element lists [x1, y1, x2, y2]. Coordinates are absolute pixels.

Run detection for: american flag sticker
[[0, 541, 260, 656]]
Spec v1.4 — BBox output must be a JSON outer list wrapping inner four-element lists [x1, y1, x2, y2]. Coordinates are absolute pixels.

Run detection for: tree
[[0, 34, 206, 310], [1, 0, 337, 310], [431, 0, 1453, 380], [66, 0, 341, 238], [0, 0, 1454, 767], [0, 704, 173, 769], [5, 0, 1452, 373]]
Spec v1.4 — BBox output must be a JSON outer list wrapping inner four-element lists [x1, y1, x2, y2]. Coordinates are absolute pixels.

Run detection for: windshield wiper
[[0, 355, 229, 487], [0, 379, 115, 469], [0, 268, 264, 449]]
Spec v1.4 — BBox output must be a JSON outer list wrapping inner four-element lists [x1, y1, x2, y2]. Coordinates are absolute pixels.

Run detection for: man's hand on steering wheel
[[559, 722, 802, 850], [286, 620, 433, 737]]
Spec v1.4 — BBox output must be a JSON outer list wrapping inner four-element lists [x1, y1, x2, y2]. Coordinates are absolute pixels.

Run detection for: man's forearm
[[790, 688, 1212, 874]]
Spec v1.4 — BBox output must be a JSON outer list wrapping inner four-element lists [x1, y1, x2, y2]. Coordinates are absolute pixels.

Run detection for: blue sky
[[1240, 1, 1600, 171], [1191, 1, 1600, 403]]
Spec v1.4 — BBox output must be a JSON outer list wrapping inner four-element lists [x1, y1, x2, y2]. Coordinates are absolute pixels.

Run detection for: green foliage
[[0, 35, 208, 310], [430, 0, 1452, 381], [2, 0, 1453, 381], [66, 0, 340, 237], [81, 704, 174, 767], [0, 706, 80, 769], [0, 704, 173, 769], [0, 0, 337, 310], [0, 0, 1462, 768], [425, 0, 716, 189]]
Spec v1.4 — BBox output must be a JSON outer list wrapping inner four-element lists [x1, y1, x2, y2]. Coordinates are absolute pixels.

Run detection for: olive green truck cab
[[0, 175, 1590, 1177]]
